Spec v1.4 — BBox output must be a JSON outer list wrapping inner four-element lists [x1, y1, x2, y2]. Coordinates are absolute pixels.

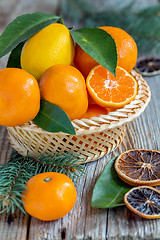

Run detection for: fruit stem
[[44, 177, 52, 182]]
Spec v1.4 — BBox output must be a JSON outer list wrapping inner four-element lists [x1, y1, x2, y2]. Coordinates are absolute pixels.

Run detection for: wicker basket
[[7, 70, 151, 163]]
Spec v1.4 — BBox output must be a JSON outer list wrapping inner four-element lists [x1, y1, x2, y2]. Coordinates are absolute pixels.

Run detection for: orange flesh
[[87, 66, 137, 108]]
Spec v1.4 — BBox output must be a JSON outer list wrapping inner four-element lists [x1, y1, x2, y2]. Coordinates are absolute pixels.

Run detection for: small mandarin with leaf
[[74, 26, 138, 77], [100, 26, 138, 73], [0, 68, 40, 127], [21, 23, 75, 80], [39, 64, 88, 120], [22, 172, 77, 221]]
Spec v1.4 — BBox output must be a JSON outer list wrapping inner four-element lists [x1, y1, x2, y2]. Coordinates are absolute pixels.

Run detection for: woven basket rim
[[9, 70, 151, 136]]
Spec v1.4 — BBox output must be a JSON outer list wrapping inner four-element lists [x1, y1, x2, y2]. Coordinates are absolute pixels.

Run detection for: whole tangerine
[[21, 172, 77, 221], [74, 26, 138, 77], [39, 64, 88, 120], [74, 44, 98, 78], [100, 26, 138, 73], [0, 68, 40, 127]]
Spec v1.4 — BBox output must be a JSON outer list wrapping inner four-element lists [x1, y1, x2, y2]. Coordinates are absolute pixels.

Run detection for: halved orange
[[115, 149, 160, 186], [124, 186, 160, 219], [86, 66, 138, 108]]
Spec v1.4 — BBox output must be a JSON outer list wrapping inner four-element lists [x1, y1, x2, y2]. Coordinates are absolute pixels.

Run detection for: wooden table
[[0, 1, 160, 239]]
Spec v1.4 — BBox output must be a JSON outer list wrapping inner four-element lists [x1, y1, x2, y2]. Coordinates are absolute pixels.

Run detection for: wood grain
[[0, 0, 160, 239]]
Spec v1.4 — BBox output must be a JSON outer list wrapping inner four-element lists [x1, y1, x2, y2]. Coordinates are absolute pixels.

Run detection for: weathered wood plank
[[107, 76, 160, 240], [28, 75, 160, 240], [0, 0, 160, 239]]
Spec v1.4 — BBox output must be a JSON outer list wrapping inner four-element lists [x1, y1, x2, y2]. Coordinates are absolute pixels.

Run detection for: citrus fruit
[[0, 68, 40, 127], [86, 65, 138, 108], [74, 26, 138, 77], [100, 26, 138, 73], [21, 172, 77, 221], [74, 44, 98, 78], [39, 64, 88, 120], [124, 186, 160, 219], [81, 104, 108, 119], [115, 149, 160, 186], [135, 57, 160, 76], [21, 23, 75, 80]]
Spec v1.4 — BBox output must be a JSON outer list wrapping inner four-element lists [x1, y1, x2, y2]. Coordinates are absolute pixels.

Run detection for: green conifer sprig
[[0, 151, 85, 214]]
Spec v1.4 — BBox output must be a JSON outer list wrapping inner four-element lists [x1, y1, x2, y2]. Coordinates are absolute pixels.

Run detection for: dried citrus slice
[[115, 149, 160, 186], [135, 57, 160, 76], [124, 186, 160, 219], [86, 65, 138, 108]]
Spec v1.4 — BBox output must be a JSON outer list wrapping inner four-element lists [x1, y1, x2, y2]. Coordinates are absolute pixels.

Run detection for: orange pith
[[86, 65, 138, 108]]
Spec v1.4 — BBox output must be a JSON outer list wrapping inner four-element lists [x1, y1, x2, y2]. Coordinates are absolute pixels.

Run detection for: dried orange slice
[[86, 65, 138, 108], [124, 186, 160, 219], [115, 149, 160, 186]]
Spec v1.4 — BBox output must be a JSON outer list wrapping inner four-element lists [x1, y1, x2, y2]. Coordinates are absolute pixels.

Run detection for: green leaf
[[7, 41, 25, 68], [91, 157, 131, 208], [0, 12, 62, 58], [70, 28, 117, 76], [33, 99, 76, 135]]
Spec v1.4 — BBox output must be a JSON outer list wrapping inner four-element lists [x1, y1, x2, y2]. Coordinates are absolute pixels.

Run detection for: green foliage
[[0, 12, 118, 135], [70, 28, 117, 76], [7, 41, 25, 68], [0, 151, 84, 214], [61, 0, 160, 57], [33, 99, 76, 135], [91, 157, 131, 208], [0, 12, 62, 58]]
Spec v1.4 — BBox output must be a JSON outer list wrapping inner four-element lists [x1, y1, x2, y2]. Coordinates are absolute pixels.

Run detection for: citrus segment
[[124, 186, 160, 219], [0, 68, 40, 127], [115, 149, 160, 186], [21, 23, 75, 80], [39, 64, 88, 120], [86, 66, 138, 108]]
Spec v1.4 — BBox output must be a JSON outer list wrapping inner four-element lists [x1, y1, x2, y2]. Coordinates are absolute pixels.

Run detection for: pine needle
[[0, 151, 85, 214]]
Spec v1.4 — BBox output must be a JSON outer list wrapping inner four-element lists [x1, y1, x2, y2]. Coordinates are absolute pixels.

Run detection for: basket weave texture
[[7, 70, 151, 163]]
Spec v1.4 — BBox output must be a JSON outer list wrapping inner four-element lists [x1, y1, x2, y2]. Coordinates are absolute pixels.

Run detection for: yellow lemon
[[20, 23, 75, 80]]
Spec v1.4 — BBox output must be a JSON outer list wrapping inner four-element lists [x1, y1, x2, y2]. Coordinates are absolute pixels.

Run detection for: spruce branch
[[0, 151, 85, 214]]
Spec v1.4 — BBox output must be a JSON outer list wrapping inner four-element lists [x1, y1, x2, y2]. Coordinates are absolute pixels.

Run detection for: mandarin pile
[[0, 23, 138, 127], [0, 21, 139, 221]]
